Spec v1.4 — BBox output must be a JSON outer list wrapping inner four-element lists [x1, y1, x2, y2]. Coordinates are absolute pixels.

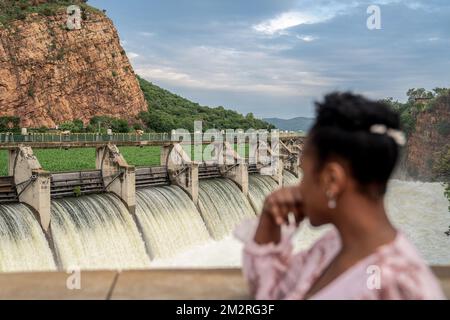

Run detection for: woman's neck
[[332, 193, 397, 254]]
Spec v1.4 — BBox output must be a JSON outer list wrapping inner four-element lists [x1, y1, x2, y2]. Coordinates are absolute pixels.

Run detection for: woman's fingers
[[291, 189, 304, 226], [262, 187, 303, 226]]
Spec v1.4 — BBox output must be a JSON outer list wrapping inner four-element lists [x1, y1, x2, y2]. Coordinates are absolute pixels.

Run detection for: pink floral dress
[[234, 218, 445, 300]]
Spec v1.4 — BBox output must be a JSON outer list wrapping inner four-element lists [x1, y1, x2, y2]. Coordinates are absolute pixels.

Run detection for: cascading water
[[0, 203, 56, 272], [247, 171, 301, 215], [135, 186, 210, 260], [385, 180, 450, 265], [198, 178, 255, 240], [151, 179, 450, 268], [283, 170, 301, 186], [248, 174, 279, 214], [1, 175, 447, 271], [50, 193, 150, 270]]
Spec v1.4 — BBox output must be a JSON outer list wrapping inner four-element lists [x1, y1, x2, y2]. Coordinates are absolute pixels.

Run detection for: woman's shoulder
[[371, 232, 445, 300], [293, 226, 341, 269], [304, 226, 341, 256]]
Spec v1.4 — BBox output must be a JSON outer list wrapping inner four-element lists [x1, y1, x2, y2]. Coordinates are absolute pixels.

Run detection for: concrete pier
[[166, 143, 199, 205], [280, 140, 301, 178], [160, 144, 172, 166], [215, 142, 249, 196], [256, 140, 284, 186], [96, 144, 136, 214], [8, 146, 51, 231]]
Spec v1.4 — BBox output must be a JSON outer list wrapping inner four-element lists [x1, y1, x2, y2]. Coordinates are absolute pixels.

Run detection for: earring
[[326, 191, 337, 209]]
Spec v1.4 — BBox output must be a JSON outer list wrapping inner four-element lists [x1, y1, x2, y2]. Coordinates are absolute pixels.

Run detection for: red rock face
[[405, 100, 450, 180], [0, 10, 147, 128]]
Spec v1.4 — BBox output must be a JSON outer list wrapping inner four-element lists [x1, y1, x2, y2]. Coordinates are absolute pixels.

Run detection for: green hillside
[[0, 0, 99, 26], [137, 76, 275, 132]]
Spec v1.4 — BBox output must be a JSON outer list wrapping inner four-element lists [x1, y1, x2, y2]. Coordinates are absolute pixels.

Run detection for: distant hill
[[263, 117, 314, 132], [137, 76, 275, 132]]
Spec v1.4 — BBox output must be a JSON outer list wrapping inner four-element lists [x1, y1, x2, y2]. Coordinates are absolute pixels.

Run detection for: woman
[[235, 92, 444, 300]]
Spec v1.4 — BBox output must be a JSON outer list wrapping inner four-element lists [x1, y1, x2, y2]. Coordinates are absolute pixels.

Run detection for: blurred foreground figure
[[236, 92, 444, 300]]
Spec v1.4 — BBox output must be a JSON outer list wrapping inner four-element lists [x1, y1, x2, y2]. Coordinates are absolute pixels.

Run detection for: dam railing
[[0, 132, 304, 149], [0, 132, 170, 144]]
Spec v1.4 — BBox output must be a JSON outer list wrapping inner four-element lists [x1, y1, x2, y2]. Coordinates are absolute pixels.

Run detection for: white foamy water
[[50, 193, 150, 270], [198, 178, 255, 240], [248, 174, 279, 214], [385, 180, 450, 265], [0, 203, 56, 273], [283, 171, 300, 186], [136, 186, 210, 259], [151, 180, 449, 268], [0, 178, 447, 271], [149, 236, 243, 268], [148, 220, 330, 269]]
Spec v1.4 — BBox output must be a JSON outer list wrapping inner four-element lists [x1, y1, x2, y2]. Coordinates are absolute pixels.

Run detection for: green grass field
[[0, 150, 7, 176], [0, 144, 249, 176], [0, 147, 161, 176]]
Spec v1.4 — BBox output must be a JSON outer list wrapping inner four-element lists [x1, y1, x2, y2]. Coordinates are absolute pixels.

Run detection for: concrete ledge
[[432, 266, 450, 298], [111, 269, 249, 300], [0, 268, 448, 300], [0, 271, 117, 300]]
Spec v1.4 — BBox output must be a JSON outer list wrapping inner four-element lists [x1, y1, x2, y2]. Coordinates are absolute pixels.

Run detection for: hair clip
[[370, 124, 406, 146]]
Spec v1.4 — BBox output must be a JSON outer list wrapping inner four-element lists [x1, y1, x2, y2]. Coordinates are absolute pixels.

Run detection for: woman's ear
[[321, 161, 347, 198]]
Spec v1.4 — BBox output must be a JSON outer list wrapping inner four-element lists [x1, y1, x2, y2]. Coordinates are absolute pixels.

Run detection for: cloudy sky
[[90, 0, 450, 119]]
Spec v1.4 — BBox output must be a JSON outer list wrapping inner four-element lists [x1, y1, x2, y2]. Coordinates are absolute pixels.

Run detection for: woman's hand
[[262, 186, 304, 226], [254, 186, 304, 245]]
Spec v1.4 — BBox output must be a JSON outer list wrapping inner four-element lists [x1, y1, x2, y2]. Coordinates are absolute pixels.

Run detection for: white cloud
[[251, 1, 362, 36], [133, 45, 333, 97], [253, 11, 326, 35], [127, 52, 140, 59], [251, 0, 426, 37], [296, 35, 317, 42], [138, 31, 155, 37]]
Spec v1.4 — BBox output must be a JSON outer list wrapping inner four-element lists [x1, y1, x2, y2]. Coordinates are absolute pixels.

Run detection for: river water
[[150, 180, 450, 268]]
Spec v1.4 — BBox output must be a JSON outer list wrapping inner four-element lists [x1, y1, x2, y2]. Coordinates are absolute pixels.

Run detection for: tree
[[74, 119, 84, 132], [433, 88, 450, 97], [111, 118, 130, 133], [59, 119, 84, 132], [383, 88, 450, 137], [406, 88, 434, 102], [86, 116, 130, 133], [433, 146, 450, 181], [0, 116, 20, 133]]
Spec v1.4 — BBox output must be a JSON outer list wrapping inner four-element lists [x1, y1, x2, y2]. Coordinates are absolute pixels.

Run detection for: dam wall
[[0, 141, 449, 301], [8, 146, 51, 231], [0, 141, 300, 272]]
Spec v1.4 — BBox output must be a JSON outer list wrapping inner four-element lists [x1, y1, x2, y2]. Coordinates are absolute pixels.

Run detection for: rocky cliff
[[0, 2, 147, 128], [405, 97, 450, 180]]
